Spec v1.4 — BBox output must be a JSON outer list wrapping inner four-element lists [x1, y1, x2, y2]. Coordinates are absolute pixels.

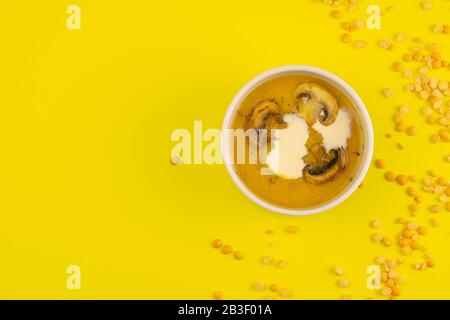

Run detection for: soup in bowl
[[222, 66, 373, 215]]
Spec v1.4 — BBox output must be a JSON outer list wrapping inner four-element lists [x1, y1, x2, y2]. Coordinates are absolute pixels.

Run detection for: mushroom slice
[[245, 100, 284, 130], [303, 147, 347, 183], [294, 83, 339, 126], [245, 100, 287, 142]]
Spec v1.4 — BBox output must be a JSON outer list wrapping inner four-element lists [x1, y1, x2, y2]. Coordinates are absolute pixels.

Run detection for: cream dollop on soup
[[266, 108, 352, 179]]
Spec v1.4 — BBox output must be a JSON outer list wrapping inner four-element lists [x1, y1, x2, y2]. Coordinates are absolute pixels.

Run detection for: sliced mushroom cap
[[245, 100, 287, 142], [303, 147, 347, 183], [294, 83, 339, 126]]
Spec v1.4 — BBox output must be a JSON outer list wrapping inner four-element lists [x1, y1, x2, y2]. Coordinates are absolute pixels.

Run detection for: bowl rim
[[221, 65, 374, 216]]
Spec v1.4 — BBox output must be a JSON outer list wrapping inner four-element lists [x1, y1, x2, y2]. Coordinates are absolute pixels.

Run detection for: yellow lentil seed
[[213, 291, 223, 300], [279, 288, 292, 298], [341, 33, 352, 43], [221, 244, 233, 255], [170, 156, 181, 165], [443, 25, 450, 34], [334, 266, 344, 276], [392, 61, 404, 72], [276, 259, 288, 269], [340, 22, 351, 30], [421, 1, 433, 10], [233, 251, 245, 260], [385, 171, 396, 182], [413, 52, 424, 62], [337, 279, 350, 288], [396, 175, 408, 185], [382, 237, 393, 247], [422, 107, 433, 116], [261, 256, 273, 265], [402, 229, 414, 239], [370, 220, 381, 229], [394, 33, 406, 42], [429, 205, 441, 213], [426, 259, 435, 268], [406, 126, 417, 136], [395, 123, 405, 133], [397, 238, 409, 247], [371, 233, 384, 243], [383, 88, 395, 97], [406, 187, 416, 197], [395, 217, 406, 224], [410, 241, 421, 250], [399, 105, 410, 114], [402, 53, 412, 62], [414, 195, 423, 203], [427, 170, 437, 177], [354, 40, 366, 49], [401, 246, 412, 256], [270, 284, 279, 292], [375, 256, 386, 264], [445, 202, 450, 212], [286, 225, 298, 234], [331, 10, 343, 19], [432, 24, 443, 33], [409, 203, 419, 214], [374, 159, 386, 169], [417, 226, 428, 235], [430, 218, 439, 227], [381, 286, 392, 296], [253, 281, 265, 291], [429, 134, 440, 144], [212, 239, 223, 249]]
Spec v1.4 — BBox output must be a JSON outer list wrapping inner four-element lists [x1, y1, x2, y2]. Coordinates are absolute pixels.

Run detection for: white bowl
[[222, 65, 374, 216]]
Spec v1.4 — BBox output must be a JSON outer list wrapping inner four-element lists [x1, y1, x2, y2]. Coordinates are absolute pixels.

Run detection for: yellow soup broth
[[231, 74, 364, 209]]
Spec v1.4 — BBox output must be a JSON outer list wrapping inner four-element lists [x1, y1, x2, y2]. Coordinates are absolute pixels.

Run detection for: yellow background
[[0, 0, 449, 299]]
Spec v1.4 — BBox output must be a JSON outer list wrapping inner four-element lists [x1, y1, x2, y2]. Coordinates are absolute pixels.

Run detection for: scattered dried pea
[[286, 225, 298, 234], [341, 33, 352, 43], [406, 126, 417, 136], [429, 205, 441, 213], [253, 281, 265, 291], [421, 1, 433, 10], [261, 256, 273, 265], [445, 202, 450, 212], [233, 251, 245, 260], [385, 171, 396, 182], [430, 218, 439, 227], [374, 159, 386, 169], [331, 10, 343, 19], [337, 279, 350, 288], [279, 288, 292, 298], [371, 220, 381, 229], [392, 61, 404, 72], [396, 175, 408, 185], [213, 291, 223, 300], [406, 187, 416, 197], [399, 105, 410, 113], [417, 226, 428, 235], [381, 286, 392, 296], [212, 239, 223, 249], [221, 244, 233, 255], [354, 40, 366, 49], [382, 237, 393, 247], [170, 155, 181, 165], [334, 266, 345, 276], [394, 33, 406, 42]]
